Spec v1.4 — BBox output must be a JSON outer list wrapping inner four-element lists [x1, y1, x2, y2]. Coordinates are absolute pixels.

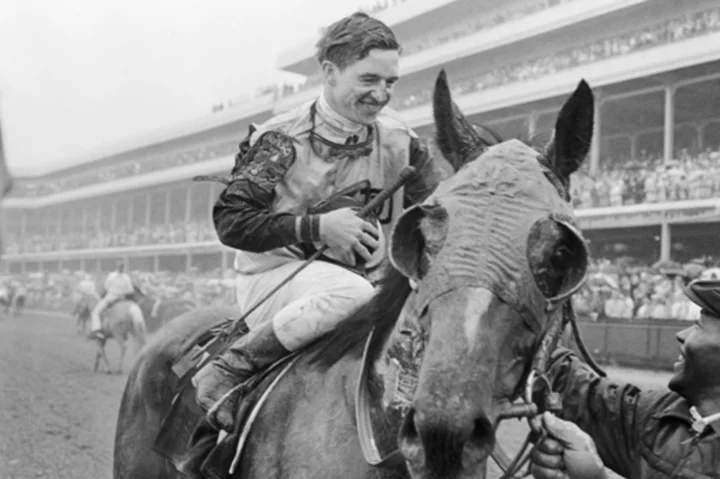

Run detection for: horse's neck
[[367, 293, 425, 420]]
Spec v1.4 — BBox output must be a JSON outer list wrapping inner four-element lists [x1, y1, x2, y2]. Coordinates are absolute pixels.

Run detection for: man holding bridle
[[531, 278, 720, 478]]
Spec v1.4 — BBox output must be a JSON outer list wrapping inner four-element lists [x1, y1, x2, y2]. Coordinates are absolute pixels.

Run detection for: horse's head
[[392, 71, 592, 478]]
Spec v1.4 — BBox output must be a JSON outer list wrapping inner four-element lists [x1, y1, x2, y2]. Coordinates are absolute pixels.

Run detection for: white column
[[660, 222, 671, 262], [663, 84, 675, 164], [590, 100, 602, 175]]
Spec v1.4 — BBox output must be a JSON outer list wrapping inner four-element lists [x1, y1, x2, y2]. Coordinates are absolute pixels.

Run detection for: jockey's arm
[[403, 135, 448, 207], [213, 130, 318, 252], [545, 348, 653, 478]]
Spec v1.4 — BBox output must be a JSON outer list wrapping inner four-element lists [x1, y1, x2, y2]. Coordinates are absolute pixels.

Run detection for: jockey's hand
[[530, 412, 606, 479], [319, 207, 379, 262]]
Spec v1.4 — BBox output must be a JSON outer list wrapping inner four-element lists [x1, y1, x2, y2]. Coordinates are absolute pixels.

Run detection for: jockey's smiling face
[[669, 311, 720, 399], [322, 48, 400, 125]]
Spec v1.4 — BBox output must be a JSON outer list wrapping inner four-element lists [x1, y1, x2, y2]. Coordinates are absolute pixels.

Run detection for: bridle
[[491, 295, 607, 478], [354, 269, 607, 476]]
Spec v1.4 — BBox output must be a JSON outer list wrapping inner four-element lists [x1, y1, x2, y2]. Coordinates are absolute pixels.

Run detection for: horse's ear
[[433, 70, 486, 172], [389, 203, 448, 281], [546, 80, 594, 181]]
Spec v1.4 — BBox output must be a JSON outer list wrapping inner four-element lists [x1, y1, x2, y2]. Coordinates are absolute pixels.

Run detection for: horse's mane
[[307, 125, 553, 369], [308, 264, 412, 368]]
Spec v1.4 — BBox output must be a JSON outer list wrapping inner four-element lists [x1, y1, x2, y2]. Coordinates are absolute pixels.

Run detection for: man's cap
[[684, 279, 720, 318]]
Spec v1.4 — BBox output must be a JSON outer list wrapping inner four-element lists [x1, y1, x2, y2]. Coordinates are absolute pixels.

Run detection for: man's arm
[[213, 130, 320, 252], [403, 136, 449, 207], [545, 348, 644, 477]]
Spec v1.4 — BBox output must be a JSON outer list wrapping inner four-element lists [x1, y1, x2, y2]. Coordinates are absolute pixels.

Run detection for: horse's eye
[[549, 245, 572, 271]]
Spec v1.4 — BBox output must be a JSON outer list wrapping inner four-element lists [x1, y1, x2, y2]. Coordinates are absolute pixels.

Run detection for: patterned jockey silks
[[209, 94, 444, 352], [229, 99, 438, 275]]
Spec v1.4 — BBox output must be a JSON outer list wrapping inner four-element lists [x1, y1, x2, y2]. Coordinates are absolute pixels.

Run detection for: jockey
[[89, 261, 134, 340], [192, 11, 446, 430]]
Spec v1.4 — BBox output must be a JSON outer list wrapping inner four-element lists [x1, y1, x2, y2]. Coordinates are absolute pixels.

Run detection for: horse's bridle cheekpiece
[[491, 295, 606, 479]]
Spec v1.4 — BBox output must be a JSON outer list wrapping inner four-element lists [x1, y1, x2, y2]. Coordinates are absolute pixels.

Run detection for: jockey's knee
[[342, 274, 375, 307]]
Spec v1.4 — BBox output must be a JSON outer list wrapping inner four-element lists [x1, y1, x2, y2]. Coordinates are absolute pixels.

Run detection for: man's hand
[[531, 412, 606, 479], [319, 207, 379, 263]]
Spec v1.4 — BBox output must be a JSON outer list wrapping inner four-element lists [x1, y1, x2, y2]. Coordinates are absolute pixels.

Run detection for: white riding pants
[[235, 261, 375, 351], [90, 293, 123, 332]]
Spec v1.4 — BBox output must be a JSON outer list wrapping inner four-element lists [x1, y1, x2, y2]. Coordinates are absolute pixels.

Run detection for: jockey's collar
[[309, 101, 375, 155]]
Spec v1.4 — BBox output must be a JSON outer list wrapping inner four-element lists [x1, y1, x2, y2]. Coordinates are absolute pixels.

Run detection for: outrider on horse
[[75, 282, 193, 374], [113, 69, 603, 479]]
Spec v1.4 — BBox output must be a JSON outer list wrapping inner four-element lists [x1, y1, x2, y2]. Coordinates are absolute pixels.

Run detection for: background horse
[[113, 72, 595, 479], [72, 291, 91, 333], [80, 294, 147, 374], [0, 283, 25, 317], [130, 286, 195, 333]]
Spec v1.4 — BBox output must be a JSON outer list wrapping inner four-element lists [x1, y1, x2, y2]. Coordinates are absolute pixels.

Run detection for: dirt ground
[[0, 309, 672, 479]]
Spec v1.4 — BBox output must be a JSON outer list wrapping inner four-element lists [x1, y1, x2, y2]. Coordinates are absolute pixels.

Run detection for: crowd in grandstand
[[393, 6, 720, 109], [570, 146, 720, 208], [6, 141, 720, 256], [4, 256, 717, 322], [576, 258, 719, 322], [3, 220, 217, 255]]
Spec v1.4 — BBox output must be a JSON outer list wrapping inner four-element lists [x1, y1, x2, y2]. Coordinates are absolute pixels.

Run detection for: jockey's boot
[[192, 321, 289, 431]]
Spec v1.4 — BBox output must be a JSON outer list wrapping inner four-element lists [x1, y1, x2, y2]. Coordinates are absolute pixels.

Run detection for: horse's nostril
[[464, 415, 496, 468]]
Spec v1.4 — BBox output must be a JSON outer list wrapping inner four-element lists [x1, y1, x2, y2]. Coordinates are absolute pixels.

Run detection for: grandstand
[[2, 0, 720, 276]]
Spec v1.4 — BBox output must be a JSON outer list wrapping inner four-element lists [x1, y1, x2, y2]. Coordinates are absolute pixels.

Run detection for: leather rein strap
[[492, 301, 606, 479]]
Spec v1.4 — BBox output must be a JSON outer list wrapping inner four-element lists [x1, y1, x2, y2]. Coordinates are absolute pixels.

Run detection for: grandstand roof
[[16, 92, 275, 181]]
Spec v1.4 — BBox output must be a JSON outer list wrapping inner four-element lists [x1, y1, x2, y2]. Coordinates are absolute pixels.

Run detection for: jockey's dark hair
[[316, 12, 401, 70]]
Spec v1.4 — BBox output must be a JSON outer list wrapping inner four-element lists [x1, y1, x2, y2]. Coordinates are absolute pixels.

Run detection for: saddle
[[154, 321, 299, 479]]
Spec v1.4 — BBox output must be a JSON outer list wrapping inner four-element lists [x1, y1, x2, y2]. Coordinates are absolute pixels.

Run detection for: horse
[[80, 293, 148, 374], [72, 291, 92, 333], [113, 71, 596, 479], [0, 283, 25, 318], [10, 287, 25, 316], [129, 285, 196, 334]]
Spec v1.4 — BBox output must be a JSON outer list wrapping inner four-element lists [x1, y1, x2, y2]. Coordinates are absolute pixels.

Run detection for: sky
[[0, 0, 365, 177]]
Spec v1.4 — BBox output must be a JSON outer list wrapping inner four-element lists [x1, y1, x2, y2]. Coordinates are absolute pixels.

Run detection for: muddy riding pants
[[90, 293, 122, 332], [235, 261, 375, 351]]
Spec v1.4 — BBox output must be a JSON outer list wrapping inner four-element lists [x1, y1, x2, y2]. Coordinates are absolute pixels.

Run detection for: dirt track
[[0, 309, 672, 479], [0, 310, 129, 479]]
